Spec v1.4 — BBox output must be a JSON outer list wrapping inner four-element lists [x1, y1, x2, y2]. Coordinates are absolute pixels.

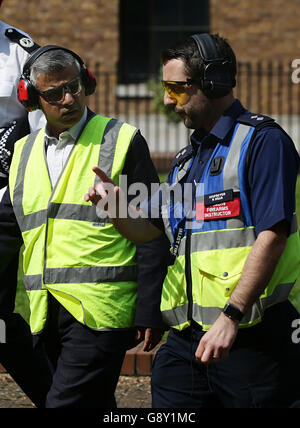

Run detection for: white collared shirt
[[45, 107, 87, 187]]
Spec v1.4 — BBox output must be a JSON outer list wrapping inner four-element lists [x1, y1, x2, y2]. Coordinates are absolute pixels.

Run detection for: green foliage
[[147, 70, 182, 124]]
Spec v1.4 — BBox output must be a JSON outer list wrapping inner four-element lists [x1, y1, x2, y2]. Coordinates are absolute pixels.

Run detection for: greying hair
[[30, 49, 81, 88]]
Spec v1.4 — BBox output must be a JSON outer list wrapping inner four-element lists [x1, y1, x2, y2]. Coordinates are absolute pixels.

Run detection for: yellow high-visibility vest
[[160, 122, 300, 331], [10, 115, 138, 334]]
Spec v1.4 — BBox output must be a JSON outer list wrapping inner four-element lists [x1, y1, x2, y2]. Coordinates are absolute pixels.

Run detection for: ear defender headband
[[190, 33, 236, 99], [17, 45, 97, 111]]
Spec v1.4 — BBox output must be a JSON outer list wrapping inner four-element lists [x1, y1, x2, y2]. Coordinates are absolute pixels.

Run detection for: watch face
[[223, 304, 243, 321]]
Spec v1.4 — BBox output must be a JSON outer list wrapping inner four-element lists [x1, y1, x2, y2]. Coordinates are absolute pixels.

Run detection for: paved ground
[[0, 373, 151, 408]]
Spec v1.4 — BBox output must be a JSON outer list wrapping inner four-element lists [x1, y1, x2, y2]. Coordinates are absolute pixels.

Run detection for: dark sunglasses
[[37, 75, 83, 104]]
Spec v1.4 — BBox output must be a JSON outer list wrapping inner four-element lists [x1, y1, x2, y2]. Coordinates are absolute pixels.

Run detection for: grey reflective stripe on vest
[[47, 203, 99, 223], [177, 226, 256, 256], [162, 282, 295, 327], [13, 130, 40, 232], [175, 212, 298, 256], [161, 205, 173, 243], [160, 181, 175, 242], [23, 274, 43, 291], [24, 265, 137, 291], [95, 118, 125, 182], [15, 203, 101, 232], [222, 123, 252, 229], [161, 303, 189, 327], [44, 265, 137, 284], [223, 123, 252, 190], [94, 118, 130, 220]]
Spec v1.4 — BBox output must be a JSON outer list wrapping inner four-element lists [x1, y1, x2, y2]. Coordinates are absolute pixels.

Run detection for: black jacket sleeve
[[122, 131, 171, 329]]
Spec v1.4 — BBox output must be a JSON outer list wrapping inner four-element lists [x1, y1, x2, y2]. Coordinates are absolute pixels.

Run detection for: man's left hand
[[136, 327, 165, 352]]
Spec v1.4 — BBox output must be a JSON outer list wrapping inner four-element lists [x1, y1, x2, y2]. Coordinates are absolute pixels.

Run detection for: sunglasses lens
[[41, 77, 82, 103], [68, 78, 82, 95], [162, 82, 189, 106], [43, 87, 63, 103]]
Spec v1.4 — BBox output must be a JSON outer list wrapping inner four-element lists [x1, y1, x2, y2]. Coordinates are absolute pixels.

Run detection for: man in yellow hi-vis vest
[[86, 34, 300, 408], [0, 45, 169, 408]]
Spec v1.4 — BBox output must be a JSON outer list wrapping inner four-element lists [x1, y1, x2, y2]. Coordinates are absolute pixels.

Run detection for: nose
[[163, 91, 177, 107], [61, 89, 76, 105]]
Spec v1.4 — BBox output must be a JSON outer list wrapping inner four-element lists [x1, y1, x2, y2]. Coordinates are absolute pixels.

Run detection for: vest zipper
[[42, 120, 89, 285]]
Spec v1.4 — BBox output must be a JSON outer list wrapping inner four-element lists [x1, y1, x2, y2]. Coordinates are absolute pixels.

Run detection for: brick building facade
[[1, 0, 119, 71], [2, 0, 300, 159], [2, 0, 300, 75], [211, 0, 300, 64]]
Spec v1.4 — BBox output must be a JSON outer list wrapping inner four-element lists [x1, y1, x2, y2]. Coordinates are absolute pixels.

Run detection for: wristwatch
[[222, 303, 244, 322]]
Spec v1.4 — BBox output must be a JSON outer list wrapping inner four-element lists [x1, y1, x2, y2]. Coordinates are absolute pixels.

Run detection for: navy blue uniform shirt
[[150, 99, 299, 237]]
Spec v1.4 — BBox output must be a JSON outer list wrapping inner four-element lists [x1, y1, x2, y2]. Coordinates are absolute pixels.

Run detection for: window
[[119, 0, 210, 83]]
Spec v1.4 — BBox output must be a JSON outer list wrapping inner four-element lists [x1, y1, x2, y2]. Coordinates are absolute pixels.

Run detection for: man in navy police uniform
[[87, 33, 300, 408]]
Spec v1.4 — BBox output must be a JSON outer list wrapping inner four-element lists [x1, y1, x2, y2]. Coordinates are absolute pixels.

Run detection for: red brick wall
[[1, 0, 119, 71], [210, 0, 300, 64], [3, 1, 300, 72]]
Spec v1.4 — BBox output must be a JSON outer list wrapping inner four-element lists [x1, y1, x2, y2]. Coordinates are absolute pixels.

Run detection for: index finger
[[92, 166, 116, 185]]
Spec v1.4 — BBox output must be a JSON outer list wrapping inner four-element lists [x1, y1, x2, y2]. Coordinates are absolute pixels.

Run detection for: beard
[[176, 104, 212, 130], [175, 98, 216, 129]]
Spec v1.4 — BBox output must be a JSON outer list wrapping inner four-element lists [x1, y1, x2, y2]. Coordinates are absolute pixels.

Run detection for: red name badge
[[195, 197, 241, 221]]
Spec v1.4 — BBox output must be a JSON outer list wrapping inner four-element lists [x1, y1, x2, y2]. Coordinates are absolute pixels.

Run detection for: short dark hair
[[161, 33, 237, 82]]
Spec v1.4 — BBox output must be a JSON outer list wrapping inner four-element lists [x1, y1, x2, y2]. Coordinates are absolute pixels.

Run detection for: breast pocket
[[197, 264, 242, 310], [191, 248, 250, 309]]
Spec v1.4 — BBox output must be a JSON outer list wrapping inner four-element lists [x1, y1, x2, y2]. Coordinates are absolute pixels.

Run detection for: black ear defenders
[[17, 45, 97, 111], [190, 33, 236, 99]]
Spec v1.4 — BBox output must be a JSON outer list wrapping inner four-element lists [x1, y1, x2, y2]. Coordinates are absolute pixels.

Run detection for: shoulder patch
[[5, 28, 40, 54], [172, 144, 194, 168], [237, 112, 275, 128]]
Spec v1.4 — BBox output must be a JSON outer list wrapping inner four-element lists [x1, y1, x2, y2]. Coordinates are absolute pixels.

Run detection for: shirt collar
[[210, 99, 245, 140], [190, 99, 246, 147], [45, 106, 88, 143]]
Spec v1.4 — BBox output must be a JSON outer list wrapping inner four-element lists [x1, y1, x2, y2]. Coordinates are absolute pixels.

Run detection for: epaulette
[[5, 28, 40, 54], [171, 144, 194, 168], [237, 111, 275, 129]]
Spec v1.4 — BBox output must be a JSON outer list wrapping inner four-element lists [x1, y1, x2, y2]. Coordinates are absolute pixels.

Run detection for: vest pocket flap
[[196, 265, 242, 280], [191, 247, 249, 279], [191, 254, 244, 300]]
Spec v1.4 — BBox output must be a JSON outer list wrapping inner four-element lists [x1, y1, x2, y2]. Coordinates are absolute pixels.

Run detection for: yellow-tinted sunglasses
[[161, 80, 194, 106]]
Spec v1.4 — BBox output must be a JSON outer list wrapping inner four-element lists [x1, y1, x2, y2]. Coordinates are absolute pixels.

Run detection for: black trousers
[[36, 295, 137, 408], [151, 301, 300, 408], [0, 258, 52, 408]]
